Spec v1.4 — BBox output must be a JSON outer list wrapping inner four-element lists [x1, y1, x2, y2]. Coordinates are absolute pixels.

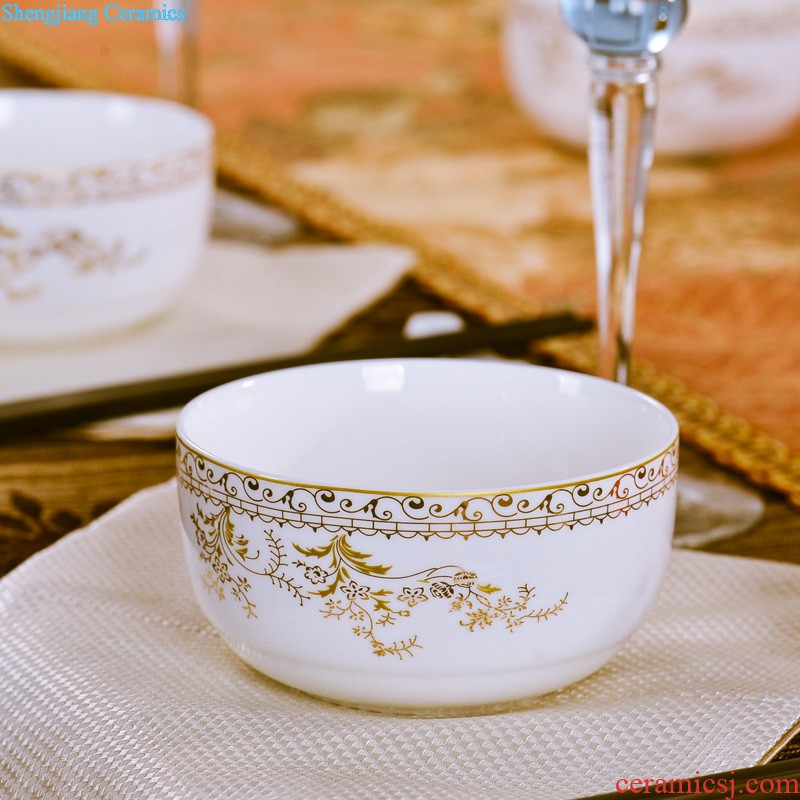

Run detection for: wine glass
[[154, 0, 199, 106], [559, 0, 687, 384], [559, 0, 764, 546]]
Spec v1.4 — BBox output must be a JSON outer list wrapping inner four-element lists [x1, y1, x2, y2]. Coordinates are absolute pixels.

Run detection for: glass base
[[674, 474, 764, 549]]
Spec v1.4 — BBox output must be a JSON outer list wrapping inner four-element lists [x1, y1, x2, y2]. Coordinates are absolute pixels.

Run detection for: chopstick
[[572, 755, 800, 800], [0, 311, 593, 438]]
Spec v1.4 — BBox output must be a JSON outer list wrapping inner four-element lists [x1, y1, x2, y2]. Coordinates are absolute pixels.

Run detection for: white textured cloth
[[0, 239, 412, 405], [1, 238, 411, 439], [0, 483, 798, 800]]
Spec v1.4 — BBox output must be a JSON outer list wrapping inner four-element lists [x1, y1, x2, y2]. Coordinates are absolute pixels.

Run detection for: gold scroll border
[[176, 437, 679, 540], [0, 146, 210, 207], [3, 28, 799, 510]]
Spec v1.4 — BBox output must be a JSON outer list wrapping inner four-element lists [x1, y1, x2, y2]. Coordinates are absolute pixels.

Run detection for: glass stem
[[155, 0, 199, 106], [589, 53, 658, 385]]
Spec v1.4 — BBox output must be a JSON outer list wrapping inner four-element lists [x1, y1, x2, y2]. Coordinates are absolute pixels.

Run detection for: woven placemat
[[1, 482, 799, 799]]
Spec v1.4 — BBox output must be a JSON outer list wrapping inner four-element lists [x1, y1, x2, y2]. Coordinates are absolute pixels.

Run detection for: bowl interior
[[0, 90, 212, 170], [178, 359, 678, 494]]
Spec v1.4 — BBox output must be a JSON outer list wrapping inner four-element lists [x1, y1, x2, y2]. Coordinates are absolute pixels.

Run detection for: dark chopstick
[[572, 755, 800, 800], [0, 312, 593, 438]]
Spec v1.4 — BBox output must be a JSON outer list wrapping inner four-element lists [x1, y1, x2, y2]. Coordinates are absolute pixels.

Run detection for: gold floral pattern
[[0, 146, 210, 207], [187, 501, 568, 658], [293, 531, 568, 658], [0, 221, 147, 302], [179, 437, 675, 658], [177, 437, 679, 541], [190, 504, 308, 618]]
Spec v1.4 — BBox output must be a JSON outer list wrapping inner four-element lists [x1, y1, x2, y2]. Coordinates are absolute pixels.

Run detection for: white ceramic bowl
[[0, 90, 213, 344], [176, 359, 678, 713], [503, 0, 800, 155]]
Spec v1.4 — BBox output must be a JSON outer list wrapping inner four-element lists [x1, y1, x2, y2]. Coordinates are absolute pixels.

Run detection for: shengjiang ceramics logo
[[0, 2, 188, 25]]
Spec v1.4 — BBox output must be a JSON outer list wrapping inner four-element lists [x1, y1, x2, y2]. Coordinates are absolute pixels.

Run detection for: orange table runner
[[2, 0, 799, 505]]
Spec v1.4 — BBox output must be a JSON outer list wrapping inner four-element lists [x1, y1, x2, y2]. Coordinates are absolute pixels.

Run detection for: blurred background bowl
[[503, 0, 800, 156], [0, 90, 213, 345]]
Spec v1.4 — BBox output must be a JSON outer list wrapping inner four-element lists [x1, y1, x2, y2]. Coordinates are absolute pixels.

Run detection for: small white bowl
[[503, 0, 800, 155], [0, 90, 213, 344], [176, 359, 678, 713]]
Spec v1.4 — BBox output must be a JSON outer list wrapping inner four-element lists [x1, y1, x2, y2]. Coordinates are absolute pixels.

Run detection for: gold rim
[[176, 431, 679, 500]]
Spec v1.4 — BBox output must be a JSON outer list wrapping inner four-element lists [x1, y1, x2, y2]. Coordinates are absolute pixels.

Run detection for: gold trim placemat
[[1, 2, 800, 506]]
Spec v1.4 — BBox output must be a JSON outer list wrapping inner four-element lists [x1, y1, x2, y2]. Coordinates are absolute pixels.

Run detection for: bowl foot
[[226, 638, 623, 717]]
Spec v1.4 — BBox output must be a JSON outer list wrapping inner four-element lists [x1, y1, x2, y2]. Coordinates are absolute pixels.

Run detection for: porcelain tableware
[[176, 359, 679, 713], [0, 89, 213, 343]]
